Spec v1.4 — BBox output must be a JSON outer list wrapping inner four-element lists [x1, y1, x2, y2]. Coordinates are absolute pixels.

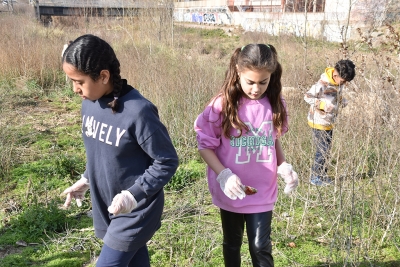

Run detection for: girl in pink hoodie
[[194, 44, 298, 267]]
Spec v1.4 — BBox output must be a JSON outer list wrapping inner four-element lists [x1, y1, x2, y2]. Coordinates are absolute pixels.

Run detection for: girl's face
[[238, 68, 272, 100], [63, 62, 112, 101]]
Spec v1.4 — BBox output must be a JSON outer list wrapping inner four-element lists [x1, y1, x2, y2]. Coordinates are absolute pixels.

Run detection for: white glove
[[62, 175, 90, 207], [277, 162, 299, 195], [108, 190, 137, 215], [216, 168, 246, 200]]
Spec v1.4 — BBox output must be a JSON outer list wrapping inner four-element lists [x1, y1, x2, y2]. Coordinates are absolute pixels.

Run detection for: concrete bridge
[[33, 0, 172, 21]]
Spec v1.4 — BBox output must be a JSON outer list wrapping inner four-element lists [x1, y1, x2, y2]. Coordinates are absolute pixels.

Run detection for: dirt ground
[[0, 246, 24, 259]]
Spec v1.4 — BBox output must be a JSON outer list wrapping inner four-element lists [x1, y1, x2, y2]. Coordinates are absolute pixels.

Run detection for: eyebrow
[[244, 77, 270, 83]]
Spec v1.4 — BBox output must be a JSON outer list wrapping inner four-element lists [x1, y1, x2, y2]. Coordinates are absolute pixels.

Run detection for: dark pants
[[312, 129, 333, 178], [220, 209, 274, 267], [96, 243, 150, 267]]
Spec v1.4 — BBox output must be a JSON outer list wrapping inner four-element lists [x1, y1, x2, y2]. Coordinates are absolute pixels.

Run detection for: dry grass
[[1, 1, 400, 266]]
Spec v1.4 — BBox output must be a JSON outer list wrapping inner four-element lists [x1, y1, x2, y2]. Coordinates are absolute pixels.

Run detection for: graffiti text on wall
[[177, 11, 230, 25]]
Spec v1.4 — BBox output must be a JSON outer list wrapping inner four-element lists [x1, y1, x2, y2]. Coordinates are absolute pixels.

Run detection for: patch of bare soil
[[0, 245, 24, 259]]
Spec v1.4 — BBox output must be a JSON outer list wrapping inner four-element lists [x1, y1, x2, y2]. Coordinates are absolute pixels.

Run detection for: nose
[[252, 83, 260, 92], [72, 84, 81, 94]]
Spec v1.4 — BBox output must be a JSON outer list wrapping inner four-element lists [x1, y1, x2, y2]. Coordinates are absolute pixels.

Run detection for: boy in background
[[304, 59, 356, 186]]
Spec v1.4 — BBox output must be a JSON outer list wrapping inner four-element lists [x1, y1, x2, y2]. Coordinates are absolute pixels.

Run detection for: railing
[[232, 0, 284, 12], [174, 0, 227, 8], [36, 0, 162, 8], [234, 1, 280, 6]]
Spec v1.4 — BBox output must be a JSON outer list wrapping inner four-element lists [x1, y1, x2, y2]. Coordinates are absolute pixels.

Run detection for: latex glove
[[216, 168, 246, 200], [108, 190, 137, 215], [61, 175, 90, 208], [277, 162, 299, 195]]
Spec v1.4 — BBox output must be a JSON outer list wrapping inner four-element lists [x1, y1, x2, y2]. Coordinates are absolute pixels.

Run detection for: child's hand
[[319, 100, 335, 112], [277, 162, 299, 195], [61, 175, 90, 208], [283, 172, 298, 194], [108, 190, 137, 215], [216, 168, 246, 200]]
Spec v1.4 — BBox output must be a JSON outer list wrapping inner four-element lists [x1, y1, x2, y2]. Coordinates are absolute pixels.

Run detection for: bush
[[165, 160, 206, 191], [7, 202, 74, 243]]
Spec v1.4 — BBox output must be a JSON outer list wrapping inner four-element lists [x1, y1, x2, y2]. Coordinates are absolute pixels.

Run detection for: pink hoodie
[[194, 96, 288, 213]]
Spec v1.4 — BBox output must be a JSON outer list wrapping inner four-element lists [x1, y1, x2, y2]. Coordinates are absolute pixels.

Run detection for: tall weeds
[[0, 2, 399, 265]]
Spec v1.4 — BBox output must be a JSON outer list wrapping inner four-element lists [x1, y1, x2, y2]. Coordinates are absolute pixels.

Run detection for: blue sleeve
[[127, 103, 179, 201]]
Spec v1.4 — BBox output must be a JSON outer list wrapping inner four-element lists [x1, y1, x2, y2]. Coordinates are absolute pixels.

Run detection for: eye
[[247, 81, 268, 85]]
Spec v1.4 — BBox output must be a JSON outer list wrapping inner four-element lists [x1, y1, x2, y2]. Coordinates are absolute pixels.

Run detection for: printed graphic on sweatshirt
[[230, 121, 274, 164], [82, 115, 127, 147]]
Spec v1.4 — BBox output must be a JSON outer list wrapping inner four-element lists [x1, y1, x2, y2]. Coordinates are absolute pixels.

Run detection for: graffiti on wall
[[191, 13, 203, 23], [204, 13, 216, 23], [175, 10, 231, 25], [174, 10, 351, 42]]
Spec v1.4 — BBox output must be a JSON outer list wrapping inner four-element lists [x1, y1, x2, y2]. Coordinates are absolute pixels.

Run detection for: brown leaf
[[242, 185, 257, 195]]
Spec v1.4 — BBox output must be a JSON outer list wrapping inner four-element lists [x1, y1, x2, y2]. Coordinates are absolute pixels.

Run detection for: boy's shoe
[[310, 176, 324, 186], [310, 176, 334, 186]]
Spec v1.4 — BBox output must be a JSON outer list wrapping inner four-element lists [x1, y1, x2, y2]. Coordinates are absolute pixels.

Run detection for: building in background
[[173, 0, 398, 42]]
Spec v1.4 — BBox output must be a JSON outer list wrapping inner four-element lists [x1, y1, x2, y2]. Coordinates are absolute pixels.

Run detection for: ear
[[99, 70, 111, 84], [236, 64, 240, 78]]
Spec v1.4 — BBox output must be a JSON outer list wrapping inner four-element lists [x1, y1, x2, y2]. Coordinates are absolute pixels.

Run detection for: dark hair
[[62, 34, 122, 113], [213, 43, 287, 138], [335, 59, 356, 82]]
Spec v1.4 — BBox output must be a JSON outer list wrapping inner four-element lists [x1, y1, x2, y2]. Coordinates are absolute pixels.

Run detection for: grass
[[1, 2, 400, 266]]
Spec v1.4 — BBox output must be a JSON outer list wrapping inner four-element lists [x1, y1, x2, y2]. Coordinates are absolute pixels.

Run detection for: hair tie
[[266, 44, 270, 48], [241, 45, 246, 51], [114, 97, 118, 100]]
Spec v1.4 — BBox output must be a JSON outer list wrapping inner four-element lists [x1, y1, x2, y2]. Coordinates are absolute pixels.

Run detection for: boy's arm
[[304, 82, 321, 106], [304, 81, 334, 112]]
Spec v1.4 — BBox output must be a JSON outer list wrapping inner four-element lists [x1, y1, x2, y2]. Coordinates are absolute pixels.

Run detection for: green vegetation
[[1, 2, 400, 266]]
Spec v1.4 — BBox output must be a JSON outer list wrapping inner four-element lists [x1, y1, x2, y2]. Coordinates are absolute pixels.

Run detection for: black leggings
[[220, 209, 274, 267]]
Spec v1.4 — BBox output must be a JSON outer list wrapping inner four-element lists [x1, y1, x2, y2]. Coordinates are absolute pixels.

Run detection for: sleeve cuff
[[128, 185, 147, 202]]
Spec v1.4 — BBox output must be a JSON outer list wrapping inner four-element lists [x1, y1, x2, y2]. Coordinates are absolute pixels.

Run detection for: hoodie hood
[[325, 67, 338, 86]]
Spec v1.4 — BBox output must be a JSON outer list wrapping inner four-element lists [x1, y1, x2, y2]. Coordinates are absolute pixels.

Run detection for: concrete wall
[[329, 0, 352, 13], [173, 0, 369, 42], [233, 12, 351, 42], [174, 8, 353, 42]]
